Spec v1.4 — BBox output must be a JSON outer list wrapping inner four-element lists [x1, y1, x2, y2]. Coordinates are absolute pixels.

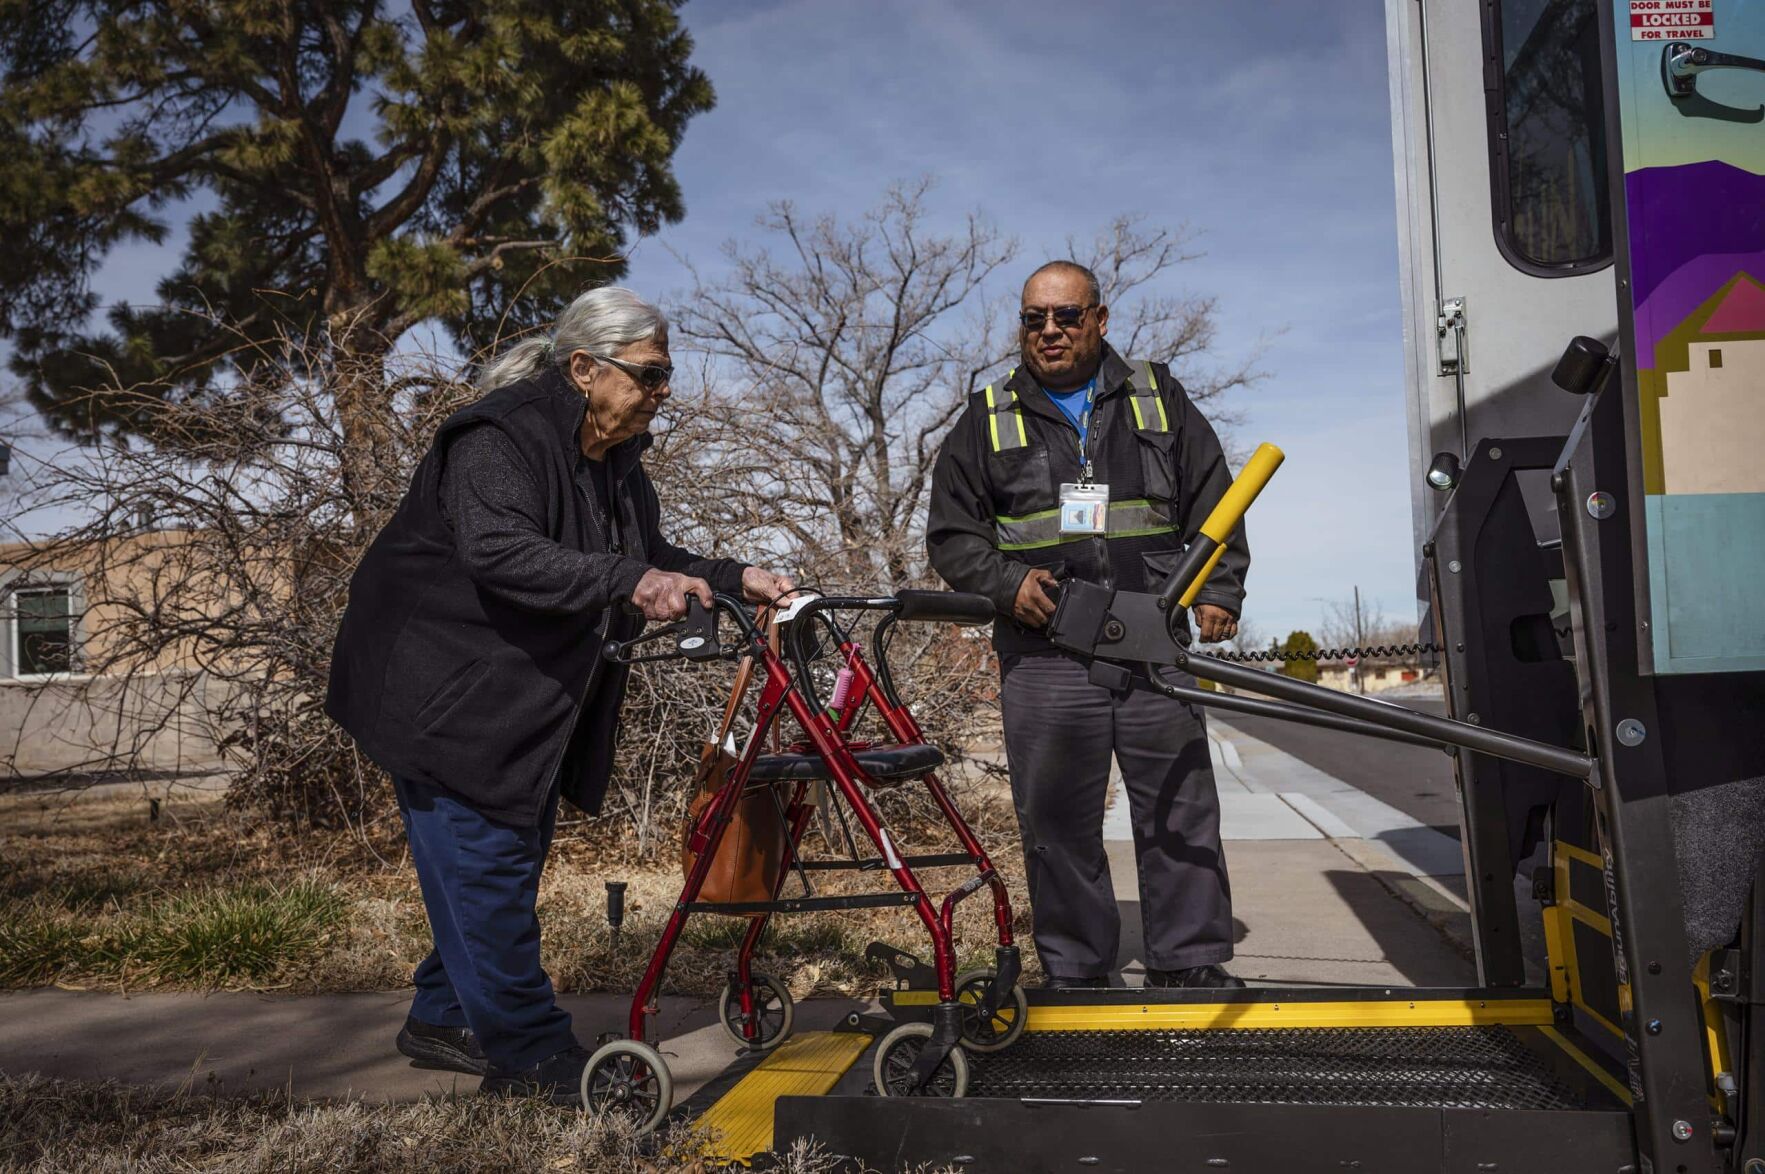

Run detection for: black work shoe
[[1144, 964, 1246, 990], [396, 1016, 487, 1075], [1041, 974, 1108, 991], [478, 1044, 592, 1106]]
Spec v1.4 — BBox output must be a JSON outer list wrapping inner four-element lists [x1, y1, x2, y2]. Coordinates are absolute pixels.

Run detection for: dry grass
[[0, 1071, 897, 1173], [0, 766, 1042, 997]]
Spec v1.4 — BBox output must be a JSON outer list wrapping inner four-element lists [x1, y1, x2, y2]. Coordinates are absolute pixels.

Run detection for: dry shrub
[[8, 321, 1002, 859]]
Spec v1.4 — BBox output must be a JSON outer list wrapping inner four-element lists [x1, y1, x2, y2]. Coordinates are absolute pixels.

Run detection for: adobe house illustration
[[1640, 271, 1765, 496]]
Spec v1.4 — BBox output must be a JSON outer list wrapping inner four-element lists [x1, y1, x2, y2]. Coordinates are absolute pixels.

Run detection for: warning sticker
[[1631, 0, 1715, 41]]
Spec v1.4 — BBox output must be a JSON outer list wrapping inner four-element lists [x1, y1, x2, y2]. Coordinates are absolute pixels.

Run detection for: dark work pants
[[1000, 655, 1233, 978], [394, 776, 576, 1072]]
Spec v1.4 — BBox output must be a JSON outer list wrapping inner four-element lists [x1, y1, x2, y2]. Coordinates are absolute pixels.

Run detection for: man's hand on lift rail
[[1194, 603, 1239, 644], [1013, 568, 1061, 629], [630, 569, 715, 622]]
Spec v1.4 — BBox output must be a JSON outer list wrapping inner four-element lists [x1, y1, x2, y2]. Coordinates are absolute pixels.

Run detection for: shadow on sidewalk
[[1317, 869, 1476, 987]]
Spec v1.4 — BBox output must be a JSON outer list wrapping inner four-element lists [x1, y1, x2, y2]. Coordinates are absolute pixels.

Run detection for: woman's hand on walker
[[741, 566, 797, 606], [631, 569, 714, 621]]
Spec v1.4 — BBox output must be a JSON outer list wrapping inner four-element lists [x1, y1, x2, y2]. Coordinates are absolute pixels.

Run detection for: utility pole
[[1353, 584, 1366, 694]]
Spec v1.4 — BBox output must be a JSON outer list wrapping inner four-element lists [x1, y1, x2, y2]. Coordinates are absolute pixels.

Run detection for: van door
[[1387, 0, 1617, 550]]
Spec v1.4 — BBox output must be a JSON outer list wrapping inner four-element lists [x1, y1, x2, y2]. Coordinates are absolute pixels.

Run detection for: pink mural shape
[[1701, 274, 1765, 334]]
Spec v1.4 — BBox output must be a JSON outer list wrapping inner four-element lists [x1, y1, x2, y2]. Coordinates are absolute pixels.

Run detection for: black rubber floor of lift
[[959, 1026, 1584, 1110]]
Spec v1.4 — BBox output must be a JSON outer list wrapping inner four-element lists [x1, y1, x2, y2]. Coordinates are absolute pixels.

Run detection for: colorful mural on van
[[1613, 9, 1765, 672]]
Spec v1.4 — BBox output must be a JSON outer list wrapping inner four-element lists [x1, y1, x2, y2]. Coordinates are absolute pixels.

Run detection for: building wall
[[2, 530, 249, 778], [1316, 662, 1428, 694], [0, 672, 236, 776]]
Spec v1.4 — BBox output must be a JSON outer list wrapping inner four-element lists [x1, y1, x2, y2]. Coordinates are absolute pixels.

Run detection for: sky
[[615, 0, 1420, 643], [7, 0, 1422, 645]]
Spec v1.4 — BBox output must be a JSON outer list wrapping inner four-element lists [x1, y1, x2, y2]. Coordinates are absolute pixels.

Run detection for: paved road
[[1213, 695, 1464, 838]]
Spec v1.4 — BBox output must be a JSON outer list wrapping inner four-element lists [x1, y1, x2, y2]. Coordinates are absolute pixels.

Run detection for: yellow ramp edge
[[892, 992, 1555, 1030], [694, 1031, 873, 1166]]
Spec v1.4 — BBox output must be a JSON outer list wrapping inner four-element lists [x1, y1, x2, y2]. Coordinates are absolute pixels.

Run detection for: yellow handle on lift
[[1176, 442, 1285, 608]]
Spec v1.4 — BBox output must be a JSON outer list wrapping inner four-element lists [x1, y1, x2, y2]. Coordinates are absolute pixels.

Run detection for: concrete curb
[[1331, 837, 1477, 963]]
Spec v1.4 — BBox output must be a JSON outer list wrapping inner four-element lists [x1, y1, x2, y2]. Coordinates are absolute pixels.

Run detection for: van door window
[[1485, 0, 1613, 274]]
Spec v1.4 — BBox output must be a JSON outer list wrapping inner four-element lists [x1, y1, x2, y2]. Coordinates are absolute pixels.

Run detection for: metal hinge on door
[[1437, 296, 1468, 375]]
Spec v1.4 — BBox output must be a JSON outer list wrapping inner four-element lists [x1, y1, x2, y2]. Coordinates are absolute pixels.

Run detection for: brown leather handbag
[[680, 613, 788, 908]]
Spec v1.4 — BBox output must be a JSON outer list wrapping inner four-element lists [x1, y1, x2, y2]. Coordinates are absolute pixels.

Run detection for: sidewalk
[[2, 724, 1480, 1102], [0, 988, 868, 1105], [1104, 717, 1475, 988]]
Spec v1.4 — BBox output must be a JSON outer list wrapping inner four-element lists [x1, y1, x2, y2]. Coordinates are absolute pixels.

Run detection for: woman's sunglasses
[[600, 355, 675, 392], [1019, 304, 1096, 331]]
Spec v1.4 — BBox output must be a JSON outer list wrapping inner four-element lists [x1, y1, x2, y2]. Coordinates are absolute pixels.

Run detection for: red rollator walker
[[581, 589, 1026, 1131]]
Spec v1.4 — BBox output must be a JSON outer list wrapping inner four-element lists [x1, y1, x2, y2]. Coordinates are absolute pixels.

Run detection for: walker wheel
[[954, 967, 1029, 1053], [872, 1022, 969, 1098], [717, 972, 795, 1053], [580, 1039, 673, 1134]]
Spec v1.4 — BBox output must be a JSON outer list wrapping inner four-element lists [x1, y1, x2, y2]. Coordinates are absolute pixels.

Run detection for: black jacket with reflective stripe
[[926, 346, 1250, 657]]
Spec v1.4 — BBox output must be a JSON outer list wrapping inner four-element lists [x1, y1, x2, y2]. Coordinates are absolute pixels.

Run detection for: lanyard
[[1075, 381, 1097, 485]]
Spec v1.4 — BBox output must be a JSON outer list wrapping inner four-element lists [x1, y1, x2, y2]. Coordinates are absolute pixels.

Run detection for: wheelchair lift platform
[[692, 985, 1632, 1169]]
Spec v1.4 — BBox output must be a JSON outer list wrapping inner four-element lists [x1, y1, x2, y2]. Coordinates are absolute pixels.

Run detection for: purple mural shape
[[1626, 161, 1765, 368]]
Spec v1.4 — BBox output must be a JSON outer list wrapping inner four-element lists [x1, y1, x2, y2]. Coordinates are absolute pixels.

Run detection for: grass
[[0, 880, 347, 988], [0, 1072, 902, 1173], [0, 776, 1040, 997]]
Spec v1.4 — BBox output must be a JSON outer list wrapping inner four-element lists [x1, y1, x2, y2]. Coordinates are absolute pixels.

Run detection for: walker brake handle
[[602, 596, 729, 663], [674, 595, 724, 661]]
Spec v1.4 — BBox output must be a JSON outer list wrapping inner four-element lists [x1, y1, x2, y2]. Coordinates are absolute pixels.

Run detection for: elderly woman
[[326, 287, 792, 1103]]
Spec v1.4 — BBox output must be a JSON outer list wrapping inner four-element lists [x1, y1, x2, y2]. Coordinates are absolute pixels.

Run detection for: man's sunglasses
[[1019, 304, 1097, 331], [600, 355, 675, 391]]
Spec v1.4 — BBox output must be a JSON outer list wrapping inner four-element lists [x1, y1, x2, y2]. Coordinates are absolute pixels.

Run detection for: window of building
[[7, 585, 76, 677], [1710, 348, 1724, 369], [1484, 0, 1613, 275]]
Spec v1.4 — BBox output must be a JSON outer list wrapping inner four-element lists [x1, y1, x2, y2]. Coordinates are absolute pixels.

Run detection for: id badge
[[1058, 482, 1110, 535]]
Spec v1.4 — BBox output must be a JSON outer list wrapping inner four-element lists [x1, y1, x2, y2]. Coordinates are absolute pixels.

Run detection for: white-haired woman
[[326, 287, 793, 1103]]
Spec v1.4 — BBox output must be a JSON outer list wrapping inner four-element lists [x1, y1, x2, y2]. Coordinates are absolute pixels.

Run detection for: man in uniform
[[927, 261, 1249, 989]]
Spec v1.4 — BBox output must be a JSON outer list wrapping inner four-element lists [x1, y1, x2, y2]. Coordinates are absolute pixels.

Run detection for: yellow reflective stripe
[[994, 499, 1176, 551], [1128, 393, 1168, 433], [985, 380, 1028, 452], [1125, 361, 1169, 433], [995, 505, 1065, 551]]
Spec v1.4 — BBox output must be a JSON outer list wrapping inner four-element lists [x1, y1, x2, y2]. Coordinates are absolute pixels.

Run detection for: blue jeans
[[394, 776, 576, 1071]]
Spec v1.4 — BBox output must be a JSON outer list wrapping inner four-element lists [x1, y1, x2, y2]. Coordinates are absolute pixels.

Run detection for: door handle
[[1662, 40, 1765, 99]]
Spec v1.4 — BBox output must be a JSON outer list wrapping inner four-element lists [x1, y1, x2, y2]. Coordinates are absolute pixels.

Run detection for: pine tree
[[1279, 630, 1320, 683], [0, 0, 712, 507]]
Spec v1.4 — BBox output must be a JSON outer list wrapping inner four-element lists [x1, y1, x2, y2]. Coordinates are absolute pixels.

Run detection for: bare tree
[[4, 192, 1266, 852], [1068, 215, 1273, 432], [1319, 593, 1418, 653], [672, 180, 1018, 587], [673, 185, 1268, 590], [2, 325, 1004, 857]]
